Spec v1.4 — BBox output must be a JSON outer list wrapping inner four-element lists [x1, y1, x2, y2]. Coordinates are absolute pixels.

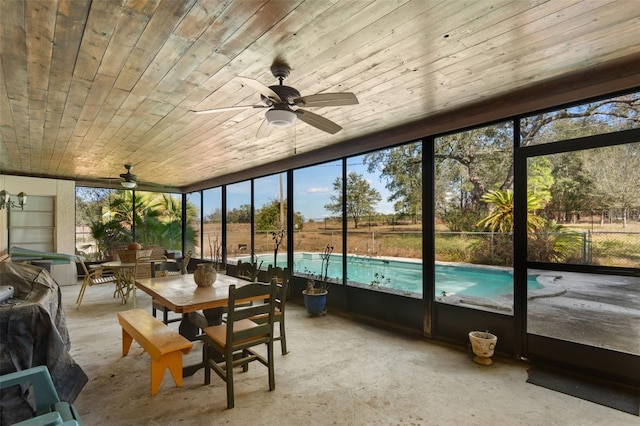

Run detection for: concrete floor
[[61, 280, 638, 426]]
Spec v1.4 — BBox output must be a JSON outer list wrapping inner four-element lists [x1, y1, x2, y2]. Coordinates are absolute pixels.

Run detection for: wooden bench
[[117, 309, 193, 396]]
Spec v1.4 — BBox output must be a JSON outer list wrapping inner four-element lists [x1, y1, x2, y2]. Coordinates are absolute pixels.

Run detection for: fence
[[436, 230, 640, 267], [77, 226, 640, 268]]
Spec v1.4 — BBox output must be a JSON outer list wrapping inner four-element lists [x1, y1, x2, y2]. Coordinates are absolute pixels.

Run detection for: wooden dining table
[[135, 273, 256, 376]]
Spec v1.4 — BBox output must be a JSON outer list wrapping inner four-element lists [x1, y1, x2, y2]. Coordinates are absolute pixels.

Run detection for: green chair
[[203, 281, 276, 408], [0, 365, 82, 425], [249, 276, 289, 355], [152, 251, 192, 324]]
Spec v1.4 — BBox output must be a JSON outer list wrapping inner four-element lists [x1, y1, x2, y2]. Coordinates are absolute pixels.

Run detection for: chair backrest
[[235, 260, 257, 282], [274, 277, 288, 315], [181, 250, 192, 274], [0, 365, 60, 413], [225, 282, 276, 350], [76, 257, 90, 276], [134, 259, 153, 279]]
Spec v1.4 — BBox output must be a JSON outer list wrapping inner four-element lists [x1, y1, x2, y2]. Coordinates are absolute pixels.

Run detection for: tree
[[527, 156, 554, 203], [255, 198, 304, 231], [226, 204, 251, 223], [364, 143, 422, 223], [325, 172, 381, 229], [582, 143, 640, 228], [204, 208, 222, 223], [545, 152, 595, 223], [476, 189, 546, 233], [367, 93, 639, 233]]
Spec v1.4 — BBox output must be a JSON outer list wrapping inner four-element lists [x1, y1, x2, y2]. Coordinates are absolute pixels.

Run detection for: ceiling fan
[[97, 164, 169, 190], [191, 63, 359, 138], [119, 164, 139, 189]]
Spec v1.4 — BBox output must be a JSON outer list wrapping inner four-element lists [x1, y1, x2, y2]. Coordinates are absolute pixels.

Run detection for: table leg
[[179, 307, 224, 377]]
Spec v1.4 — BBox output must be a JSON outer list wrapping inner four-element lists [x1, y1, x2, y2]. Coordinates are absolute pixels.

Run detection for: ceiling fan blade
[[293, 92, 358, 107], [294, 109, 343, 134], [191, 105, 268, 114], [256, 118, 274, 139], [237, 76, 281, 102]]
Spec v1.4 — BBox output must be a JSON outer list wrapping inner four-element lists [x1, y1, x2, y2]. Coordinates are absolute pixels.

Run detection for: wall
[[0, 175, 77, 285]]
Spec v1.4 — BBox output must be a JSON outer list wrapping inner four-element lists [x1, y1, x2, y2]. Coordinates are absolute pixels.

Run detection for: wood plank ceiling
[[1, 0, 639, 192]]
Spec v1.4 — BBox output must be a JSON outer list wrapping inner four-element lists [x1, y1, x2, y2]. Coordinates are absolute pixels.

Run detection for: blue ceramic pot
[[302, 290, 327, 316]]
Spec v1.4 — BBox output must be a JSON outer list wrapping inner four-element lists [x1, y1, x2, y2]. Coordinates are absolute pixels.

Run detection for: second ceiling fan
[[192, 62, 359, 138]]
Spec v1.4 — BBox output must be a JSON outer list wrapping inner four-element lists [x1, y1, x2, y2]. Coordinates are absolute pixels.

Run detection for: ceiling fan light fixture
[[121, 181, 137, 189], [266, 109, 296, 128]]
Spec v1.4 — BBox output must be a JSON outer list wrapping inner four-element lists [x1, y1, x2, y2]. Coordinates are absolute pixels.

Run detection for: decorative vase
[[302, 289, 328, 316], [193, 263, 217, 287], [468, 331, 498, 365]]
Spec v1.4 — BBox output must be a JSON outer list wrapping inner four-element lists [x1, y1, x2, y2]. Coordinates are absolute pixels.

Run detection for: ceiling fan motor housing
[[261, 85, 301, 105]]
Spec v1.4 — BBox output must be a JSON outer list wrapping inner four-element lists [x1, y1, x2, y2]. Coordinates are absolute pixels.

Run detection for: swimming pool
[[244, 253, 542, 298]]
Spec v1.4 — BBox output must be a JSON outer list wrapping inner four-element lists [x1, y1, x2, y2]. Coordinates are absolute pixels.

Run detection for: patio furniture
[[135, 273, 266, 377], [203, 281, 277, 408], [249, 277, 289, 355], [0, 365, 82, 425], [152, 252, 192, 324], [75, 258, 118, 308], [117, 309, 194, 396]]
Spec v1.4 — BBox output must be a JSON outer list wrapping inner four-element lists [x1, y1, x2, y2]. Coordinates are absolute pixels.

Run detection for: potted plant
[[302, 244, 333, 316]]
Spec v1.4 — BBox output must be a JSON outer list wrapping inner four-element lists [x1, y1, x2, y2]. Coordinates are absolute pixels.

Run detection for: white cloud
[[307, 186, 329, 194]]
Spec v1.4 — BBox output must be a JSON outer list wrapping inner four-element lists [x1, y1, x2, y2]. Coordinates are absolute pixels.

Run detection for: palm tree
[[476, 189, 545, 233]]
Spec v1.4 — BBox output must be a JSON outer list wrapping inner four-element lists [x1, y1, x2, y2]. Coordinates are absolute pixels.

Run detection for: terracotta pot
[[193, 263, 217, 287], [127, 242, 142, 251]]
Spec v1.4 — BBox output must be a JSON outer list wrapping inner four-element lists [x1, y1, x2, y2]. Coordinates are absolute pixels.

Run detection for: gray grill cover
[[0, 262, 88, 424]]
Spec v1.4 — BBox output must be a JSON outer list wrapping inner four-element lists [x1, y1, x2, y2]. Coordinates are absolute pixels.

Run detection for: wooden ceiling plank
[[97, 6, 151, 78], [131, 33, 196, 98], [0, 61, 18, 160], [114, 0, 196, 91], [3, 0, 640, 186], [346, 1, 638, 110], [44, 0, 92, 174], [49, 78, 91, 174], [1, 0, 30, 172], [263, 0, 438, 92], [25, 0, 55, 174], [73, 0, 125, 82]]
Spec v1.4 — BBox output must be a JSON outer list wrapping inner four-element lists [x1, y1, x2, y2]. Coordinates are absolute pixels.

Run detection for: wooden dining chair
[[152, 251, 193, 324], [248, 276, 289, 355], [75, 258, 118, 309], [203, 281, 276, 409]]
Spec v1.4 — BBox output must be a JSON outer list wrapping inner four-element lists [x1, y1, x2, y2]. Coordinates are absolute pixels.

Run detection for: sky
[[202, 154, 395, 221]]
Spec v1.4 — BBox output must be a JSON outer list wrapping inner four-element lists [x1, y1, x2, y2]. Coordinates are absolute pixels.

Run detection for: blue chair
[[0, 365, 82, 425]]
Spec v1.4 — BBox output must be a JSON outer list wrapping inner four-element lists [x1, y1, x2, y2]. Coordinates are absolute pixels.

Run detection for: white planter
[[468, 331, 498, 365]]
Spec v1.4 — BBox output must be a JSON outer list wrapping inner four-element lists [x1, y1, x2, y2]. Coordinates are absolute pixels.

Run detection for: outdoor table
[[135, 273, 255, 376], [92, 261, 137, 305], [92, 259, 170, 306]]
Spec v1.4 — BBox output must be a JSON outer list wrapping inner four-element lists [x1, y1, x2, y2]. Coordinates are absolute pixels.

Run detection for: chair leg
[[226, 355, 234, 409], [203, 344, 211, 385], [75, 281, 88, 307], [279, 320, 288, 355], [267, 339, 275, 391]]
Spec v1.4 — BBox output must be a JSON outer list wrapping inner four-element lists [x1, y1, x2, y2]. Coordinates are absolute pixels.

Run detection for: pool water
[[245, 253, 542, 298]]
